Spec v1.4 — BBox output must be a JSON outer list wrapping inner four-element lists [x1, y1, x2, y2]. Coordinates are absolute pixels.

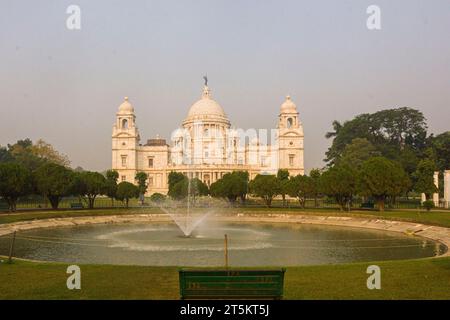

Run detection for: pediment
[[113, 132, 134, 138], [279, 131, 301, 137]]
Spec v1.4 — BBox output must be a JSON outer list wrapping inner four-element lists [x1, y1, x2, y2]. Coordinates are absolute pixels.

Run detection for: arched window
[[122, 119, 128, 129], [287, 118, 293, 128], [204, 128, 209, 136]]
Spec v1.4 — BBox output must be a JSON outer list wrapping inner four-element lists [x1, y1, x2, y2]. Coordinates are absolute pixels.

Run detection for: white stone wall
[[444, 170, 450, 209], [277, 107, 305, 176], [112, 91, 305, 195], [433, 171, 439, 206]]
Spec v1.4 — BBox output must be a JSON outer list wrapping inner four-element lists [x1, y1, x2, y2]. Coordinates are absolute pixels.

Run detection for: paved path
[[0, 213, 449, 257]]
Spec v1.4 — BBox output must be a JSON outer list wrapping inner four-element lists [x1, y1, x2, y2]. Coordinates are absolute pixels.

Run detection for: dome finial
[[202, 76, 211, 99], [202, 86, 211, 98], [280, 95, 297, 112], [118, 96, 134, 114]]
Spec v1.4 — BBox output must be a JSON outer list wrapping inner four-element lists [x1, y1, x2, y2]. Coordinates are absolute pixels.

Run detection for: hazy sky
[[1, 0, 449, 172]]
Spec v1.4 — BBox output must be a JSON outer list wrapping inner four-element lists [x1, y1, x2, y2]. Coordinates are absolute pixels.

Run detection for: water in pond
[[0, 222, 445, 266]]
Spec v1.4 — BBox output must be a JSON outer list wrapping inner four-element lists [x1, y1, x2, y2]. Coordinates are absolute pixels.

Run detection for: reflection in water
[[0, 222, 446, 266]]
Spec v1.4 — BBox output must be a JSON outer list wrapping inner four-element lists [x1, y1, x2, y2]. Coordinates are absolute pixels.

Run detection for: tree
[[0, 146, 13, 163], [169, 179, 188, 200], [168, 174, 188, 200], [34, 163, 74, 209], [30, 139, 70, 167], [8, 138, 70, 170], [277, 169, 290, 207], [105, 170, 119, 206], [188, 178, 209, 202], [248, 174, 281, 207], [167, 172, 209, 202], [319, 165, 357, 211], [430, 131, 450, 171], [0, 163, 31, 211], [8, 139, 46, 171], [395, 146, 420, 187], [74, 171, 107, 209], [325, 120, 343, 139], [287, 174, 314, 208], [234, 171, 249, 203], [168, 172, 187, 199], [336, 138, 379, 170], [135, 171, 148, 204], [375, 108, 427, 149], [210, 171, 248, 204], [413, 158, 438, 200], [325, 108, 428, 167], [359, 157, 410, 211], [309, 169, 322, 207], [7, 138, 32, 151], [325, 115, 372, 165], [168, 171, 186, 189], [210, 179, 227, 201], [116, 182, 139, 208]]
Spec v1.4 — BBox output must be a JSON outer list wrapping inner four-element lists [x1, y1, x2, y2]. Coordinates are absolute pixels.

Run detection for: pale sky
[[1, 0, 449, 172]]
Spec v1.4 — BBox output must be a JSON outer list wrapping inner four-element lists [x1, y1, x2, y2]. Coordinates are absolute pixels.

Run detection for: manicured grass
[[284, 257, 450, 299], [240, 207, 450, 228], [0, 259, 179, 300], [1, 257, 449, 299], [1, 207, 449, 227], [354, 210, 450, 228], [0, 208, 162, 225], [0, 207, 448, 299]]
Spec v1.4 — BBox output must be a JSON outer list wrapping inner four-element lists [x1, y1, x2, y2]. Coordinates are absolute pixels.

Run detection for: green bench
[[0, 203, 9, 211], [179, 268, 285, 299], [70, 203, 84, 209]]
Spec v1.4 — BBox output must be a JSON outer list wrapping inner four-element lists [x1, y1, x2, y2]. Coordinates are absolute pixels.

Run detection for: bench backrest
[[179, 269, 285, 299]]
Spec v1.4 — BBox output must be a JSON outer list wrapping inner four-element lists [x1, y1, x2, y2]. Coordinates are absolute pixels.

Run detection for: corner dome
[[280, 95, 297, 113], [118, 97, 134, 114], [186, 86, 227, 120]]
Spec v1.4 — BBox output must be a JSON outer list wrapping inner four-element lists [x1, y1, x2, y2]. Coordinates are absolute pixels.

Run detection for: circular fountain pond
[[0, 222, 446, 266]]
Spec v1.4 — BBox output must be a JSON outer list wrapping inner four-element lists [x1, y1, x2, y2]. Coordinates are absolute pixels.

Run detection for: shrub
[[150, 192, 166, 203], [422, 200, 434, 211]]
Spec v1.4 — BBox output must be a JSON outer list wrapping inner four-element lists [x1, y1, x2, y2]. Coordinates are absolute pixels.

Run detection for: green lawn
[[1, 257, 449, 299], [1, 207, 449, 227], [0, 208, 160, 225], [240, 207, 450, 228], [0, 207, 448, 299]]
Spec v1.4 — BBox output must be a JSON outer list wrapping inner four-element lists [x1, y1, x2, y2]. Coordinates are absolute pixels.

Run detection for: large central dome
[[184, 86, 229, 125]]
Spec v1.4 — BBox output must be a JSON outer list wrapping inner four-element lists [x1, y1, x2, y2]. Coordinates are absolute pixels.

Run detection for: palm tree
[[325, 120, 342, 139]]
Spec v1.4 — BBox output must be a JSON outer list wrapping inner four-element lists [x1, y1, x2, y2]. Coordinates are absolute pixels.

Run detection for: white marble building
[[112, 84, 304, 195]]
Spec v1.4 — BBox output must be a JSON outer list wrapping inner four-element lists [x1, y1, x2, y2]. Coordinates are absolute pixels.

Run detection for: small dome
[[118, 97, 134, 114], [280, 95, 297, 113], [186, 86, 227, 119]]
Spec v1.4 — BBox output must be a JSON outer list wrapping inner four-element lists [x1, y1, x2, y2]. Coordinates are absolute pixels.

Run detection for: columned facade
[[433, 171, 440, 206], [445, 170, 450, 208], [112, 84, 305, 195]]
